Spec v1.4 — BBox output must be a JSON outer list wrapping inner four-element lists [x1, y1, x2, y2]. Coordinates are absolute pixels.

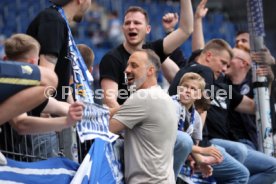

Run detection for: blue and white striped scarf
[[0, 157, 79, 183], [55, 5, 117, 143], [55, 6, 123, 183]]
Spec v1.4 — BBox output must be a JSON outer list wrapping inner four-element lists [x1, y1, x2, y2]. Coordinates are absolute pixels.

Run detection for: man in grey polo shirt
[[109, 49, 177, 184]]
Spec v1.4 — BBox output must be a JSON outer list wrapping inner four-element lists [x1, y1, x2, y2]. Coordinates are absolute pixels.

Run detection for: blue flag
[[55, 5, 124, 183], [0, 157, 79, 184], [71, 139, 124, 184]]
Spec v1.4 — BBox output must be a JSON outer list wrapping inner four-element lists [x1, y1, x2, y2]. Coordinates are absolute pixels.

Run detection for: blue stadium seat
[[0, 0, 237, 59]]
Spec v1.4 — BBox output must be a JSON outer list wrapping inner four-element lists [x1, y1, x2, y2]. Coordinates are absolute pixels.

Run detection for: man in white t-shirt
[[109, 49, 177, 184]]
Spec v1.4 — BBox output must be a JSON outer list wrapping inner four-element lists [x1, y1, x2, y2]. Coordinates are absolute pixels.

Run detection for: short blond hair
[[179, 72, 206, 91], [4, 34, 40, 61], [202, 39, 233, 59]]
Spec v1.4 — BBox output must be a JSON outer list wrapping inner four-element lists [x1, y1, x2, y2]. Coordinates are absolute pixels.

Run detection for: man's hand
[[197, 164, 213, 178], [256, 64, 274, 81], [199, 146, 223, 162], [195, 0, 208, 19], [66, 101, 85, 126], [162, 13, 179, 33], [251, 48, 275, 65]]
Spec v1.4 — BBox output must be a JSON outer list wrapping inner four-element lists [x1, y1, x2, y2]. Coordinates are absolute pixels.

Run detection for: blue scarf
[[172, 95, 195, 134], [55, 5, 118, 142], [55, 6, 123, 183]]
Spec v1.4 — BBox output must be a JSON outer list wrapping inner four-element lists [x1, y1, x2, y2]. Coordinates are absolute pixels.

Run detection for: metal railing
[[0, 123, 94, 163]]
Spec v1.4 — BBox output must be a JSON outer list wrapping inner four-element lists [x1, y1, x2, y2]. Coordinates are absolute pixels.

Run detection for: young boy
[[172, 72, 222, 182]]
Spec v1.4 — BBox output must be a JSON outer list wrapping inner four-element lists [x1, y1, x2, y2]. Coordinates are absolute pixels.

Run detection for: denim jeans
[[211, 138, 276, 184], [212, 145, 249, 184], [173, 131, 193, 179], [244, 147, 276, 184], [210, 139, 248, 163], [238, 139, 257, 150]]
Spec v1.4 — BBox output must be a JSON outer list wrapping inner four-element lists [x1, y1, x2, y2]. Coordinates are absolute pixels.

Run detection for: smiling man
[[109, 49, 178, 184], [100, 0, 193, 108], [101, 2, 194, 180]]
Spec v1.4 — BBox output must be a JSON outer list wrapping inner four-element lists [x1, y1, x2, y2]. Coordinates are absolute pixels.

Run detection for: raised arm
[[192, 0, 208, 51], [162, 13, 179, 34], [161, 12, 181, 83], [163, 0, 193, 54]]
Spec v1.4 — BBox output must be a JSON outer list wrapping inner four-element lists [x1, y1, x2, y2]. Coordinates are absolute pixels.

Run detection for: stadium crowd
[[0, 0, 276, 183]]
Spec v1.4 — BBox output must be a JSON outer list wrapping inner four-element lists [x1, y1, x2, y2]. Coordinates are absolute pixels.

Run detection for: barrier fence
[[0, 123, 92, 163]]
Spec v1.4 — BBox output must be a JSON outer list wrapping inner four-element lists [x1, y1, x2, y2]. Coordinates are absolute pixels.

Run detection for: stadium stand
[[0, 0, 236, 63]]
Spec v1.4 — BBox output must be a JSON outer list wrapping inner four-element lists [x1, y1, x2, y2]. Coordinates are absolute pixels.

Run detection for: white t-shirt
[[113, 86, 177, 184]]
